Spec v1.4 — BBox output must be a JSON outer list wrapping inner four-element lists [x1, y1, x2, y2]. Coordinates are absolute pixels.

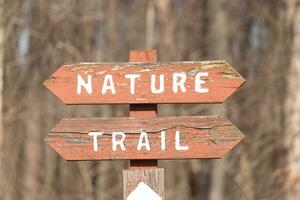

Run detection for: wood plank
[[43, 61, 245, 104], [45, 116, 244, 160]]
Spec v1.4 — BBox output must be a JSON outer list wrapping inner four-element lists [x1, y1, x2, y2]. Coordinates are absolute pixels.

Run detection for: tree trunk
[[285, 0, 300, 199], [0, 0, 4, 198]]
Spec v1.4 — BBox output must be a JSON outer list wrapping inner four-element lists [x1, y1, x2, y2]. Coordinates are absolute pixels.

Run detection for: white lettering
[[102, 74, 116, 94], [175, 131, 189, 151], [137, 131, 151, 151], [89, 130, 191, 152], [125, 74, 140, 94], [195, 72, 209, 93], [151, 74, 164, 94], [88, 131, 103, 151], [161, 131, 166, 150], [112, 132, 126, 151], [173, 72, 187, 93], [77, 74, 92, 94]]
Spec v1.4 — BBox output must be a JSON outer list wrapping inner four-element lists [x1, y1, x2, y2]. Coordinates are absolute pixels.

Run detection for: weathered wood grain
[[129, 49, 157, 62], [45, 116, 244, 160], [43, 61, 245, 104], [123, 169, 164, 200]]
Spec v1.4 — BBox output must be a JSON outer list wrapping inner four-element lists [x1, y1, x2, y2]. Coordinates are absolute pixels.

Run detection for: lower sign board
[[45, 116, 244, 160]]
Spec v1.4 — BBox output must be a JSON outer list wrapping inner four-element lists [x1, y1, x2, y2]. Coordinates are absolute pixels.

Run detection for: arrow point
[[127, 182, 161, 200]]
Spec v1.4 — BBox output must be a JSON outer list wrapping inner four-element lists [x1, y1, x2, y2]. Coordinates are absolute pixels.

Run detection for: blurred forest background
[[0, 0, 300, 200]]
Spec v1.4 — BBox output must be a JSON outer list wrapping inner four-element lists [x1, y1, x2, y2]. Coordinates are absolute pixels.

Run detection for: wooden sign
[[45, 116, 244, 160], [43, 61, 245, 104], [43, 50, 246, 200]]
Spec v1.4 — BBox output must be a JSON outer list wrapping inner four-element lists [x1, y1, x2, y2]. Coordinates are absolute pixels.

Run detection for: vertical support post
[[123, 50, 164, 200]]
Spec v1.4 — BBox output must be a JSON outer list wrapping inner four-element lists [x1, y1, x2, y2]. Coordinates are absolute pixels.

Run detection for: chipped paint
[[218, 69, 241, 79], [66, 138, 89, 144], [229, 130, 243, 137], [201, 62, 228, 70]]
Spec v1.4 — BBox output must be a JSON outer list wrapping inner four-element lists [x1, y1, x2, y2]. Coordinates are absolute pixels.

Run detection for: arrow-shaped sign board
[[45, 116, 244, 161], [43, 61, 245, 104]]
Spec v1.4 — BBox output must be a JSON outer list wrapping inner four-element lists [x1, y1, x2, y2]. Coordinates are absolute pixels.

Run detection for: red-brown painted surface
[[129, 49, 157, 62], [45, 116, 244, 161], [43, 61, 245, 105]]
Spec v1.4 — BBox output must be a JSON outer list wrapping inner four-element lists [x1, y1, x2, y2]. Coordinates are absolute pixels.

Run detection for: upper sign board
[[43, 61, 245, 104]]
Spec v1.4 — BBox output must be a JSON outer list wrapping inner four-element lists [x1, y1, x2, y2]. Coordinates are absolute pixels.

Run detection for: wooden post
[[123, 50, 164, 200]]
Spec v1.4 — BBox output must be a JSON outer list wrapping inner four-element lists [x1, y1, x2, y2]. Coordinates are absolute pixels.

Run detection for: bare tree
[[285, 0, 300, 199], [1, 1, 299, 200], [0, 0, 4, 198]]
